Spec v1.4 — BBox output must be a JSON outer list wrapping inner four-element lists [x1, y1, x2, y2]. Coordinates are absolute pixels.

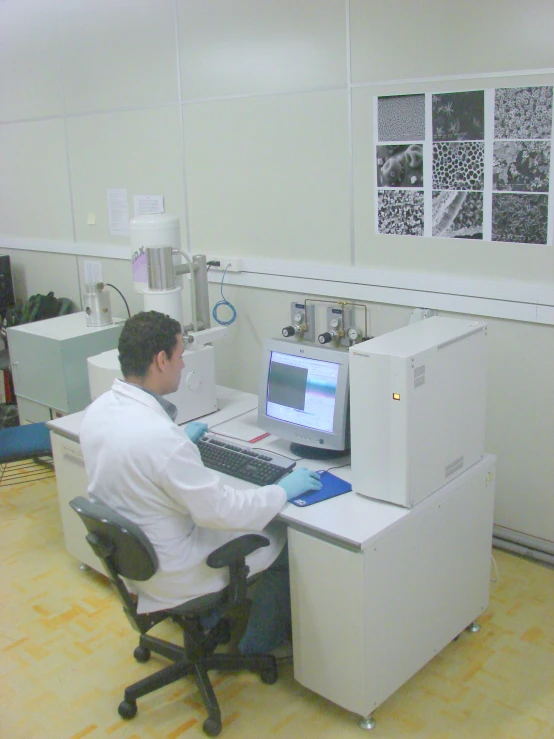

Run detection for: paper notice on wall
[[107, 188, 130, 236], [134, 194, 164, 217]]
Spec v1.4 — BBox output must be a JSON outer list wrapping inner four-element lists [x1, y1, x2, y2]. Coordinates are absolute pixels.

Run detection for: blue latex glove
[[185, 421, 209, 443], [279, 467, 322, 501]]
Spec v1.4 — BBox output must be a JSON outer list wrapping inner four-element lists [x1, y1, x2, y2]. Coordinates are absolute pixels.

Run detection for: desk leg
[[359, 715, 376, 730]]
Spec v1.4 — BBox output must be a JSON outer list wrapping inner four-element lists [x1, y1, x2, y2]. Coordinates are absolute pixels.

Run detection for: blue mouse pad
[[290, 470, 352, 507]]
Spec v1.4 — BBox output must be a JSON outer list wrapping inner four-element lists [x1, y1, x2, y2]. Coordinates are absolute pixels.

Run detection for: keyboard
[[197, 435, 296, 486]]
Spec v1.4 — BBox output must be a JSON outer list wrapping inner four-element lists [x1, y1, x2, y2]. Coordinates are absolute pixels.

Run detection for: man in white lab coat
[[80, 310, 321, 654]]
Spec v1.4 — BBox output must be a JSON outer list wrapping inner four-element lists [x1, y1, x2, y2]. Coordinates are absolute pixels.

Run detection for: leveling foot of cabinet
[[358, 714, 376, 730], [466, 621, 481, 633]]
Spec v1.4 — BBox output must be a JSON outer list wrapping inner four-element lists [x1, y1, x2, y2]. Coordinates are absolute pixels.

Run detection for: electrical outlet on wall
[[207, 257, 243, 273]]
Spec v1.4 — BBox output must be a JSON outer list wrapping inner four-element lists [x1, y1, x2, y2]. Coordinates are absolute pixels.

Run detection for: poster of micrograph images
[[375, 86, 554, 245]]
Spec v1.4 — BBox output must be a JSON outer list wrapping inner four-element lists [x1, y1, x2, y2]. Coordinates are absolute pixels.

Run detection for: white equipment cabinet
[[350, 317, 488, 508], [283, 454, 495, 721], [7, 312, 122, 422]]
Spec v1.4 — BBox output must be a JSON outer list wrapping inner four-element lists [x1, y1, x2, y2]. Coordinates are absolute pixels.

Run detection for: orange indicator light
[[392, 393, 400, 400]]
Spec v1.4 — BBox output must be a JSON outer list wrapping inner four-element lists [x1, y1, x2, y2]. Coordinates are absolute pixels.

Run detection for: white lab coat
[[80, 379, 287, 613]]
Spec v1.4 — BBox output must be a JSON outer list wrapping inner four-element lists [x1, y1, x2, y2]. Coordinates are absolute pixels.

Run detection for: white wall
[[0, 0, 553, 542]]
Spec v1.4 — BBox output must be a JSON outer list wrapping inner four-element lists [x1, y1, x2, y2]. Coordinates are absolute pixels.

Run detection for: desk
[[48, 387, 495, 726]]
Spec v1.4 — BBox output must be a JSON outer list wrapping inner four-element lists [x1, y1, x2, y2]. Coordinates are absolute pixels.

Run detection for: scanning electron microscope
[[87, 214, 227, 424]]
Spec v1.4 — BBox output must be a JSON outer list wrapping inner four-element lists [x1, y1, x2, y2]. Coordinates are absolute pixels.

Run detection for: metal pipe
[[178, 250, 198, 331], [492, 537, 554, 567], [493, 525, 554, 555], [192, 255, 211, 330], [175, 262, 199, 276]]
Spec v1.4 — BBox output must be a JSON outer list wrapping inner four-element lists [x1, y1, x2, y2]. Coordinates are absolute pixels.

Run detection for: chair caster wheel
[[203, 717, 222, 736], [260, 664, 278, 684], [118, 699, 137, 719], [134, 646, 151, 662]]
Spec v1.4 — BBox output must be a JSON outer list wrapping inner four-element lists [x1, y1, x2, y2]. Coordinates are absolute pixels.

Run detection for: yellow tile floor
[[1, 461, 554, 739]]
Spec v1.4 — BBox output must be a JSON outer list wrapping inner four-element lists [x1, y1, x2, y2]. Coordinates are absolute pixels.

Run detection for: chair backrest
[[70, 496, 158, 580], [69, 496, 166, 633]]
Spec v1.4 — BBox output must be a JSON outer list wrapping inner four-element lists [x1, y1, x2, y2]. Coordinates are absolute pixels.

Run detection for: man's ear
[[153, 349, 169, 373]]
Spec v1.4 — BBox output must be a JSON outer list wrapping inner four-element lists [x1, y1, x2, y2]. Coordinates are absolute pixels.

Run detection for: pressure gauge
[[330, 317, 341, 329], [347, 327, 360, 341], [293, 311, 304, 323]]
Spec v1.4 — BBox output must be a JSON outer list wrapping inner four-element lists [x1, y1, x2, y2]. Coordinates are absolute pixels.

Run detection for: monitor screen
[[258, 338, 350, 459], [266, 351, 339, 433]]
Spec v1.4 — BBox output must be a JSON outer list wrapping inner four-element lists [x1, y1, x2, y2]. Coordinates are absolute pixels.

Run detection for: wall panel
[[0, 0, 63, 122], [0, 120, 74, 240], [183, 90, 351, 262], [351, 73, 554, 283], [350, 0, 554, 84], [177, 0, 347, 100], [66, 107, 186, 244], [58, 0, 178, 114]]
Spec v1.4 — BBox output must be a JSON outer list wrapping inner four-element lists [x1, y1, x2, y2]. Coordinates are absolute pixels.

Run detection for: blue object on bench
[[0, 422, 52, 464]]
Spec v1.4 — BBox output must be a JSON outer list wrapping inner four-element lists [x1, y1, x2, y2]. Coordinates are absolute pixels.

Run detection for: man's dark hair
[[118, 311, 182, 378]]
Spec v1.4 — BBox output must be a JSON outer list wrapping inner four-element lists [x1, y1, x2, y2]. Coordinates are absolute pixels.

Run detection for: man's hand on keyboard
[[185, 422, 209, 443], [279, 467, 322, 501]]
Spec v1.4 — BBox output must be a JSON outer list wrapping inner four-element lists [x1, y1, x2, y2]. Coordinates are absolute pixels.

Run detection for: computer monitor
[[0, 255, 15, 314], [257, 338, 350, 459]]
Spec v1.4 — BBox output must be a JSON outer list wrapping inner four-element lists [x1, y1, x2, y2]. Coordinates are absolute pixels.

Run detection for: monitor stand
[[290, 442, 350, 461]]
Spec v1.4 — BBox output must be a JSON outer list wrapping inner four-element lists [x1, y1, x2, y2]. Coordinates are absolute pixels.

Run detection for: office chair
[[69, 496, 278, 737]]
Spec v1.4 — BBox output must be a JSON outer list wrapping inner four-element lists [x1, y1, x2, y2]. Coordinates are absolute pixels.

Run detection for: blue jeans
[[238, 543, 291, 654]]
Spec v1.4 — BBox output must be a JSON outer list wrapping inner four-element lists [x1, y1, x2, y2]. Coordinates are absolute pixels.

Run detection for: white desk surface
[[47, 409, 85, 440], [46, 386, 257, 442], [47, 385, 494, 552], [279, 454, 494, 550]]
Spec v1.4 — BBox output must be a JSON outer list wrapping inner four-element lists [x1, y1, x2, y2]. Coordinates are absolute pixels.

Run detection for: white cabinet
[[286, 455, 495, 719], [16, 397, 53, 424], [7, 312, 122, 416]]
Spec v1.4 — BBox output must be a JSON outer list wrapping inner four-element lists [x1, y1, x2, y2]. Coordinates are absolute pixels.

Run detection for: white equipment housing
[[87, 346, 217, 425], [349, 316, 487, 508]]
